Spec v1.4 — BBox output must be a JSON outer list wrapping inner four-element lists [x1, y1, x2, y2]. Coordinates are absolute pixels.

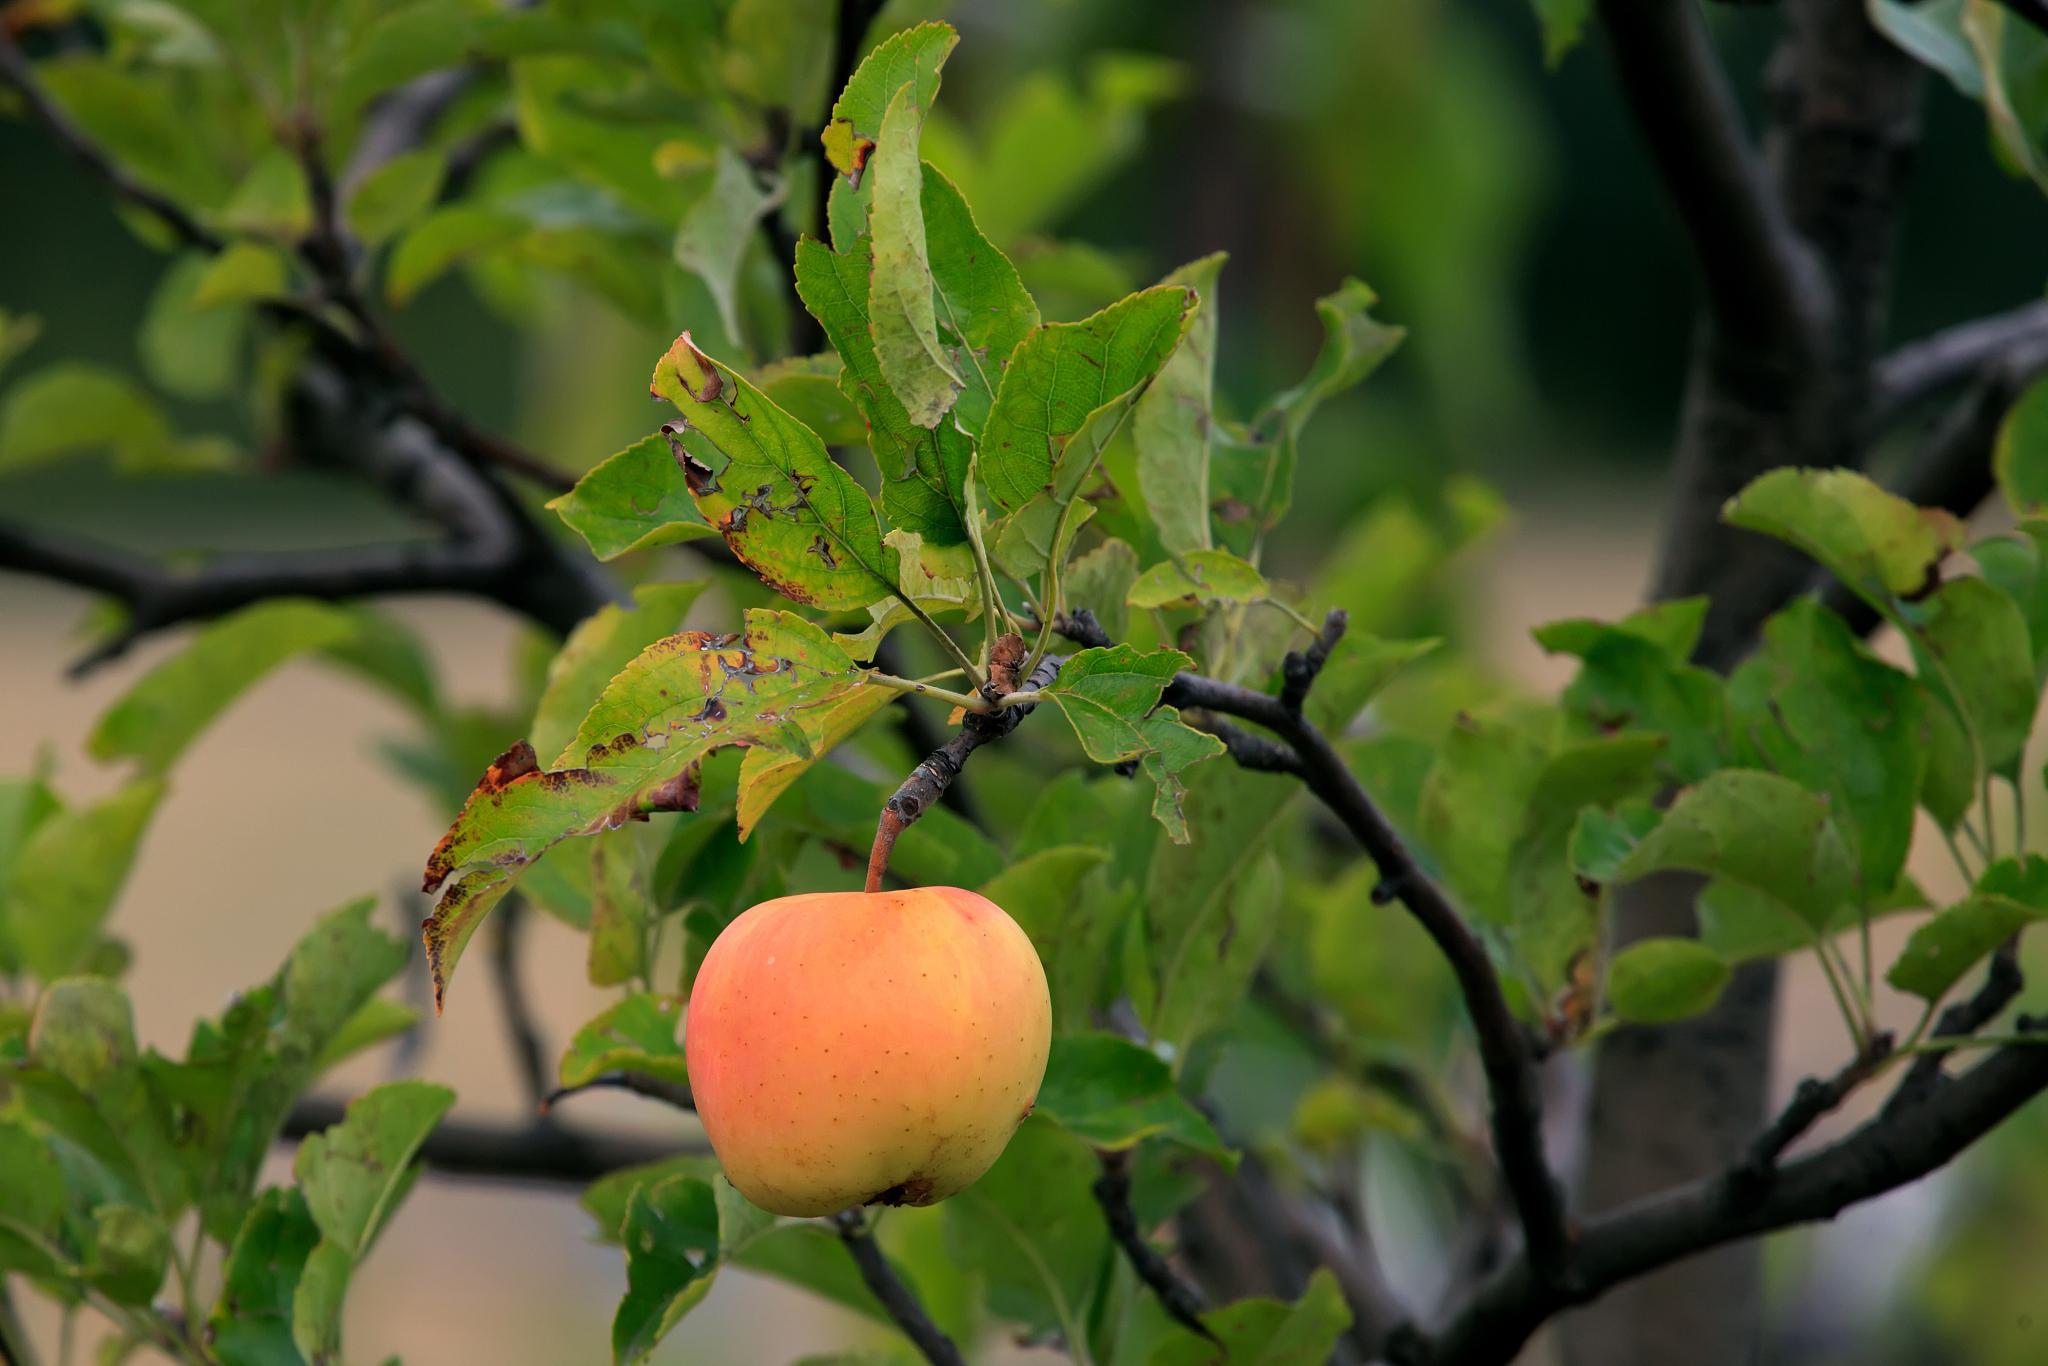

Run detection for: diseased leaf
[[736, 685, 895, 839], [530, 583, 708, 766], [978, 287, 1195, 514], [1134, 252, 1226, 555], [820, 22, 958, 181], [1724, 467, 1963, 603], [1126, 548, 1268, 609], [1150, 1268, 1351, 1365], [559, 994, 687, 1089], [89, 599, 363, 776], [1614, 769, 1855, 931], [550, 433, 722, 561], [421, 611, 868, 1006], [1888, 893, 2045, 1001], [654, 332, 903, 611], [674, 148, 783, 347], [6, 779, 164, 982], [1606, 938, 1732, 1023], [1035, 1032, 1229, 1160]]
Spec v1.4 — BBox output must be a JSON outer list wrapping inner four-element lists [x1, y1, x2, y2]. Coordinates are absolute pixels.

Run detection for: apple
[[685, 885, 1052, 1217]]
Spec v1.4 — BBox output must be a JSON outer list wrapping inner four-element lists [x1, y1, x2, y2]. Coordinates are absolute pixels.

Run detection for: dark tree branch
[[0, 29, 224, 253], [1886, 946, 2026, 1116], [1160, 612, 1571, 1290], [1874, 299, 2048, 422], [489, 899, 554, 1113], [1093, 1148, 1216, 1343], [864, 637, 1056, 892], [1595, 0, 1824, 353], [830, 1210, 966, 1366], [1734, 1032, 1894, 1183], [541, 1072, 697, 1115], [1412, 1020, 2048, 1366], [281, 1098, 704, 1185]]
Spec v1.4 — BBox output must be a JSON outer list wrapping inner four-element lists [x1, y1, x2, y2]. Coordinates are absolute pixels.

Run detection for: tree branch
[[830, 1210, 966, 1366], [280, 1098, 702, 1185], [489, 899, 554, 1113], [1594, 0, 1824, 352], [541, 1072, 696, 1115], [1414, 1019, 2048, 1366], [1874, 299, 2048, 422], [1159, 612, 1572, 1290], [1093, 1148, 1217, 1343], [0, 30, 223, 253]]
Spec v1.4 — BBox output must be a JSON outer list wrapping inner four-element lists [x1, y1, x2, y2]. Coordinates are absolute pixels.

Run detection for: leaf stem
[[864, 672, 991, 713], [896, 597, 984, 687], [1811, 935, 1867, 1050]]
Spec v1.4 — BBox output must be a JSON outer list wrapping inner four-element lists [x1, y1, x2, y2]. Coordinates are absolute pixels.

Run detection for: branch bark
[[830, 1211, 966, 1366], [1093, 1148, 1216, 1343]]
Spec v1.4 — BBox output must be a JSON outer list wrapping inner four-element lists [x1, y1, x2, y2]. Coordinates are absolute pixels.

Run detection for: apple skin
[[685, 885, 1052, 1217]]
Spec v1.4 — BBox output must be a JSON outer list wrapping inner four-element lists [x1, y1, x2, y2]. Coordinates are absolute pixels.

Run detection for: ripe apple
[[685, 885, 1052, 1217]]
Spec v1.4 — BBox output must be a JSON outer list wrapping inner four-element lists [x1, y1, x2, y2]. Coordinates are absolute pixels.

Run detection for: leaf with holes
[[531, 584, 708, 766], [421, 611, 869, 1007]]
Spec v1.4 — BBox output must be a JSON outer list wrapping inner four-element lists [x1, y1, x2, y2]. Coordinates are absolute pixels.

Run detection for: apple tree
[[4, 2, 2048, 1364]]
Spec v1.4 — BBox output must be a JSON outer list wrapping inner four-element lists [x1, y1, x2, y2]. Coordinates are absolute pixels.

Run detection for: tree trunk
[[1565, 3, 1921, 1362]]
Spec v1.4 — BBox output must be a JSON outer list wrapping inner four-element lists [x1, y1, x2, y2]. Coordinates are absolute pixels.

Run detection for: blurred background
[[4, 0, 2047, 1361]]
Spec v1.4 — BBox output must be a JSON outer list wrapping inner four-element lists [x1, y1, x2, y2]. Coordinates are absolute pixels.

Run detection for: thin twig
[[1732, 1032, 1895, 1185], [1158, 612, 1572, 1289], [830, 1210, 966, 1366], [540, 1072, 696, 1115], [1093, 1148, 1217, 1342], [1874, 298, 2048, 422]]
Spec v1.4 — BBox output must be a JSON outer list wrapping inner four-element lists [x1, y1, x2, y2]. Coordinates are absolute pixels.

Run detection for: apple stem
[[865, 808, 905, 894]]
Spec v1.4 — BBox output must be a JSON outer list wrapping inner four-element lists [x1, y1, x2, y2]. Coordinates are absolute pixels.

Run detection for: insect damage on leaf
[[419, 612, 869, 1009]]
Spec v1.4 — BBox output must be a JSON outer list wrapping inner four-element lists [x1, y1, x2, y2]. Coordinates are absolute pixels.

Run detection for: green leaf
[[139, 253, 245, 399], [979, 286, 1196, 514], [612, 1176, 723, 1365], [832, 530, 982, 661], [1614, 769, 1855, 930], [1570, 804, 1662, 885], [87, 1204, 171, 1305], [821, 22, 958, 180], [530, 583, 708, 766], [1972, 522, 2048, 683], [1903, 575, 2038, 779], [23, 977, 181, 1213], [90, 600, 364, 776], [0, 363, 178, 473], [386, 205, 526, 305], [1995, 373, 2048, 514], [654, 333, 903, 611], [5, 779, 164, 982], [918, 164, 1039, 437], [1727, 599, 1927, 893], [870, 78, 964, 428], [0, 309, 41, 382], [1134, 253, 1226, 555], [1232, 278, 1404, 533], [292, 1081, 454, 1362], [1150, 1267, 1352, 1365], [219, 149, 311, 236], [943, 1117, 1106, 1344], [756, 354, 865, 445], [1303, 635, 1442, 734], [1887, 893, 2045, 1001], [1533, 596, 1709, 662], [346, 149, 446, 248], [1606, 938, 1733, 1023], [979, 845, 1115, 1030], [1539, 617, 1725, 783], [1146, 761, 1299, 1048], [587, 837, 652, 989], [550, 433, 722, 561], [1063, 538, 1141, 643], [674, 148, 783, 347], [194, 242, 292, 307], [210, 1188, 319, 1366], [1724, 467, 1963, 603], [422, 611, 868, 1005], [1034, 1033, 1229, 1160], [559, 994, 687, 1089], [1531, 0, 1593, 65], [1038, 646, 1225, 840], [1126, 548, 1269, 610]]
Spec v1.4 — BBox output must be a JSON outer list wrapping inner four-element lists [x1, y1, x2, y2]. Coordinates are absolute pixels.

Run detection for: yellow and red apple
[[685, 886, 1052, 1217]]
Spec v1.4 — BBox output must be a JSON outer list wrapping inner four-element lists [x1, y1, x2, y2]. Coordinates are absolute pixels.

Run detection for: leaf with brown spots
[[419, 611, 869, 1008], [819, 22, 957, 183], [653, 333, 903, 614]]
